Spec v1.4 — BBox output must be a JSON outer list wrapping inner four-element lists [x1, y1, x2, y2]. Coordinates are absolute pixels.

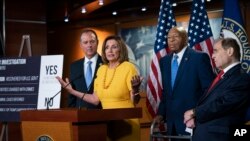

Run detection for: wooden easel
[[18, 34, 32, 57], [0, 122, 8, 141]]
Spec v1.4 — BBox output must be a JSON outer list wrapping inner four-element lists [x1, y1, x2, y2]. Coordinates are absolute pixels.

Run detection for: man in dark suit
[[154, 27, 215, 138], [184, 38, 250, 141], [68, 29, 102, 109]]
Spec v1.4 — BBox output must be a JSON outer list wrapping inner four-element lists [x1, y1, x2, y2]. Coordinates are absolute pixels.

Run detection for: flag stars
[[157, 39, 161, 43], [148, 0, 177, 115], [187, 0, 213, 53]]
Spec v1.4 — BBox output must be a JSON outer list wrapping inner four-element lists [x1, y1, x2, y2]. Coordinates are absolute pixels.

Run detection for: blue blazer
[[193, 64, 250, 141], [158, 47, 215, 135], [68, 55, 103, 109]]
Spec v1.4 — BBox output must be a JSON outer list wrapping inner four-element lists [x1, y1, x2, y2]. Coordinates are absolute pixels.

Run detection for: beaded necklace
[[103, 65, 118, 89]]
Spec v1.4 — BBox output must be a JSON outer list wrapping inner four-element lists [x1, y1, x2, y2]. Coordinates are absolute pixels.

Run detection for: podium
[[20, 108, 142, 141]]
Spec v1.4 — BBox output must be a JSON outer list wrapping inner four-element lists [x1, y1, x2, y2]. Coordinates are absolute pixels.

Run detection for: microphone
[[46, 74, 83, 110], [78, 79, 92, 110]]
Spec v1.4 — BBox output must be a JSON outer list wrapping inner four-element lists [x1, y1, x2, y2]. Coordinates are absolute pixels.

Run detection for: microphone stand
[[78, 84, 91, 110], [46, 75, 82, 110]]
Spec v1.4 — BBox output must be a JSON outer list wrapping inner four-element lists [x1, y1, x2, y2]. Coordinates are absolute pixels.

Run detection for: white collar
[[222, 62, 240, 74], [173, 46, 187, 63], [85, 54, 98, 64]]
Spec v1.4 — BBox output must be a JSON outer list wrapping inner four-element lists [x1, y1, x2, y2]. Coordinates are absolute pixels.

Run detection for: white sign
[[37, 55, 64, 109]]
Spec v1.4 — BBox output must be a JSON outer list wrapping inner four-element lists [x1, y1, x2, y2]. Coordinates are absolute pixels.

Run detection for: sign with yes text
[[0, 55, 63, 121]]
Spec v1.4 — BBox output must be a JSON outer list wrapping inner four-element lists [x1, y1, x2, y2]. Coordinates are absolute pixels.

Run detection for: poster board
[[0, 55, 64, 121]]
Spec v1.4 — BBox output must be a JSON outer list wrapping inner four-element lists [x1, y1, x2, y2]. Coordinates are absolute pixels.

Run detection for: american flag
[[188, 0, 215, 68], [146, 0, 176, 117]]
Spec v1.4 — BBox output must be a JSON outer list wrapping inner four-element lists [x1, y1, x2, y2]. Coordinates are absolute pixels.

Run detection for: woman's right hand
[[131, 75, 143, 94], [55, 76, 73, 92]]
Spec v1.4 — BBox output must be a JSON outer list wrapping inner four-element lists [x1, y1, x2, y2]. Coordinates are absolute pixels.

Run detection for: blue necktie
[[171, 55, 179, 88], [85, 61, 92, 88]]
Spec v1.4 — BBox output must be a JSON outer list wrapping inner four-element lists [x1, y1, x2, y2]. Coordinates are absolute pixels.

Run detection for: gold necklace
[[103, 65, 117, 89]]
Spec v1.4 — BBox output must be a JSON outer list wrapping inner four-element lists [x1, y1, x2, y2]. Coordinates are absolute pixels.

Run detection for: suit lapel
[[172, 48, 191, 91], [80, 58, 87, 90], [197, 64, 241, 105], [89, 55, 103, 88], [93, 55, 102, 78], [166, 55, 172, 94], [208, 65, 240, 93]]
